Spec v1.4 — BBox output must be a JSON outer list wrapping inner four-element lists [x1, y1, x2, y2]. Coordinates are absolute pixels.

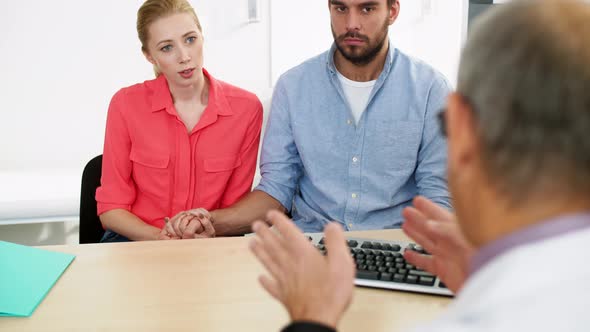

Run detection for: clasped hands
[[158, 208, 215, 240]]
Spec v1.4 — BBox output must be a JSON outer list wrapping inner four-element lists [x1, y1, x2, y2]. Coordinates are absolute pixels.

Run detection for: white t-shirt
[[336, 70, 376, 124]]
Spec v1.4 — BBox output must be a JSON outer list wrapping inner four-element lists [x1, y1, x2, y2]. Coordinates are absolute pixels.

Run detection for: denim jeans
[[100, 230, 131, 243]]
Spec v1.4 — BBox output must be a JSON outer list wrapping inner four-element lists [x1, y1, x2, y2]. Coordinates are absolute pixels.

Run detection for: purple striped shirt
[[470, 212, 590, 275]]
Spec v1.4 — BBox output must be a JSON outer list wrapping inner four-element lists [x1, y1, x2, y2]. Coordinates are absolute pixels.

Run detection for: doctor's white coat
[[415, 227, 590, 332]]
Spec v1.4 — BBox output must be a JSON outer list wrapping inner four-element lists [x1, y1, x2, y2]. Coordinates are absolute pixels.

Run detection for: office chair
[[79, 155, 105, 243]]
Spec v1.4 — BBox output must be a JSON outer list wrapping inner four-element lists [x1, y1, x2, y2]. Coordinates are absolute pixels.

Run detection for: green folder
[[0, 241, 75, 317]]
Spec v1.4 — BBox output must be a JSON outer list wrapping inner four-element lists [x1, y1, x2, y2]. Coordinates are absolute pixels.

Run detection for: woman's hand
[[165, 208, 215, 239]]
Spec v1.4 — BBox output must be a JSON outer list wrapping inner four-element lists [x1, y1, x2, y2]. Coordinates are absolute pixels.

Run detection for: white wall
[[0, 0, 271, 173]]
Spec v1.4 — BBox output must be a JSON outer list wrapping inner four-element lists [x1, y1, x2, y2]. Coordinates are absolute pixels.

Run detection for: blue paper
[[0, 241, 75, 317]]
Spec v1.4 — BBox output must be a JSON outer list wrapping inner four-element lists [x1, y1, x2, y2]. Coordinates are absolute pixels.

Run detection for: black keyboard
[[307, 234, 453, 297]]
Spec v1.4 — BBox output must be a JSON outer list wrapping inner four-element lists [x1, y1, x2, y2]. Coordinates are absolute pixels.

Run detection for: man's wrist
[[282, 321, 336, 332], [290, 309, 339, 330]]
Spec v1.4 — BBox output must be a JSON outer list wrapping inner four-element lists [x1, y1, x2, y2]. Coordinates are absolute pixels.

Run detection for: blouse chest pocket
[[199, 155, 242, 203], [130, 147, 171, 196]]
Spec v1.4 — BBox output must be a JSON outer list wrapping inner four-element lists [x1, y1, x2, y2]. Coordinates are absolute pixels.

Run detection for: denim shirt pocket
[[371, 120, 423, 175]]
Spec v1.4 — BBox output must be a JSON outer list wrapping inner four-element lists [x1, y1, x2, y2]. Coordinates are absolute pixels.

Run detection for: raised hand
[[402, 196, 475, 293], [249, 211, 355, 329]]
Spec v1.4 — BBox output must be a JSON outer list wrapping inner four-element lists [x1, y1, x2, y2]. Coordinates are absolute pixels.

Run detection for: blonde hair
[[137, 0, 203, 76]]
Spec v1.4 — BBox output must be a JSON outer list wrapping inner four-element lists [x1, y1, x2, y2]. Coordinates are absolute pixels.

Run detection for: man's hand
[[402, 196, 475, 293], [249, 211, 355, 329]]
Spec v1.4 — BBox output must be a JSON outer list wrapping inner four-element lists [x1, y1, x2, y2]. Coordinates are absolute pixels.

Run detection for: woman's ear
[[143, 48, 155, 65]]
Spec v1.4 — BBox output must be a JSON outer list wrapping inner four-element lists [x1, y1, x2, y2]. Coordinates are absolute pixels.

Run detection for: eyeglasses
[[437, 108, 447, 137]]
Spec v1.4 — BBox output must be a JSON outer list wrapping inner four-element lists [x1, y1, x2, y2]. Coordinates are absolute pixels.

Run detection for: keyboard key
[[406, 275, 418, 284], [361, 242, 373, 249], [378, 267, 387, 273], [368, 266, 377, 271], [393, 274, 405, 282], [398, 268, 408, 275], [382, 243, 392, 251], [347, 240, 358, 247], [388, 267, 397, 274], [380, 272, 393, 281], [419, 276, 435, 286], [357, 270, 379, 280], [439, 282, 447, 289], [409, 270, 435, 278], [391, 244, 401, 252], [395, 263, 404, 269], [372, 242, 383, 250]]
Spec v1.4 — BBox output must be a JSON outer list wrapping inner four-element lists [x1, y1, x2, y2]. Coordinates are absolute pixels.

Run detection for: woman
[[96, 0, 262, 242]]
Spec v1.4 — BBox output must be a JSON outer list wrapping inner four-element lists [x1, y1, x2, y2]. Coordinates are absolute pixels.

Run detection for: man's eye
[[160, 45, 172, 52], [335, 6, 346, 12], [362, 7, 375, 13]]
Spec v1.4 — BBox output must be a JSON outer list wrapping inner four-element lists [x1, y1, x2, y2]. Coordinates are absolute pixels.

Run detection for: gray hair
[[458, 0, 590, 198]]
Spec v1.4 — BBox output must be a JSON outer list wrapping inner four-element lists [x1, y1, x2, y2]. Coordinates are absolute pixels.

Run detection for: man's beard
[[332, 20, 389, 66]]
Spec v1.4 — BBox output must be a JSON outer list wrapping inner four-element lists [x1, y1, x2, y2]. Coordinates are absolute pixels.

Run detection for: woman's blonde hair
[[137, 0, 203, 76]]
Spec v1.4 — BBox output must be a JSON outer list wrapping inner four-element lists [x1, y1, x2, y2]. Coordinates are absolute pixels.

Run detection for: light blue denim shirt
[[256, 43, 451, 232]]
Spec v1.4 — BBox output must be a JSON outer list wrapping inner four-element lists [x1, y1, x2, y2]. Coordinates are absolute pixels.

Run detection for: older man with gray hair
[[248, 0, 590, 331]]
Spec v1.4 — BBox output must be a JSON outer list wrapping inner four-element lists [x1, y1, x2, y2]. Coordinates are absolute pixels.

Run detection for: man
[[168, 0, 451, 237], [249, 0, 590, 330]]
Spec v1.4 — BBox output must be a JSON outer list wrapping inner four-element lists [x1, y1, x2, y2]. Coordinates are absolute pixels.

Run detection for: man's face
[[329, 0, 397, 65]]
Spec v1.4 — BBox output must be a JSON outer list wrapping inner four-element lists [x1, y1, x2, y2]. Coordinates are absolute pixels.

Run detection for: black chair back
[[79, 155, 105, 243]]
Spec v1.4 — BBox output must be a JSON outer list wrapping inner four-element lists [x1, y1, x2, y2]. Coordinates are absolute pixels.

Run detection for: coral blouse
[[96, 69, 262, 229]]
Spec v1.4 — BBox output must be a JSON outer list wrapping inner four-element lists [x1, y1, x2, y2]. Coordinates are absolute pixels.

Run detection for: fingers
[[187, 208, 211, 221], [403, 249, 436, 274], [266, 210, 306, 247], [249, 222, 288, 283], [251, 220, 291, 264], [413, 196, 454, 223], [172, 213, 192, 236], [402, 213, 436, 253], [258, 275, 282, 302], [194, 217, 216, 238], [324, 223, 353, 269], [182, 218, 205, 239]]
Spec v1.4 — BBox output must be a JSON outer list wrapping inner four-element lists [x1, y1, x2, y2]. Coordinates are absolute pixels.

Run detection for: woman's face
[[144, 12, 204, 87]]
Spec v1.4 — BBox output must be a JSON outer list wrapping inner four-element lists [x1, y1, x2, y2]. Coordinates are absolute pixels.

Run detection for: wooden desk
[[1, 230, 451, 332]]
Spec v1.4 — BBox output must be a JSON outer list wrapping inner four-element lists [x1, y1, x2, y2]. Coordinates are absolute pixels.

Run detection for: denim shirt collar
[[325, 40, 398, 111]]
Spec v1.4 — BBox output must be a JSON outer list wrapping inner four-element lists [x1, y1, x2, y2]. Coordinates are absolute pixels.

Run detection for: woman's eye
[[160, 45, 172, 52], [186, 36, 197, 43]]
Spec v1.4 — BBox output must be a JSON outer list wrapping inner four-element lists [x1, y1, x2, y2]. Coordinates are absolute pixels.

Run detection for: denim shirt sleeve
[[415, 77, 452, 209], [254, 79, 303, 211]]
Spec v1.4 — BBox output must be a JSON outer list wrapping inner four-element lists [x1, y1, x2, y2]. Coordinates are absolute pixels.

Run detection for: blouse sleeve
[[95, 89, 137, 215]]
